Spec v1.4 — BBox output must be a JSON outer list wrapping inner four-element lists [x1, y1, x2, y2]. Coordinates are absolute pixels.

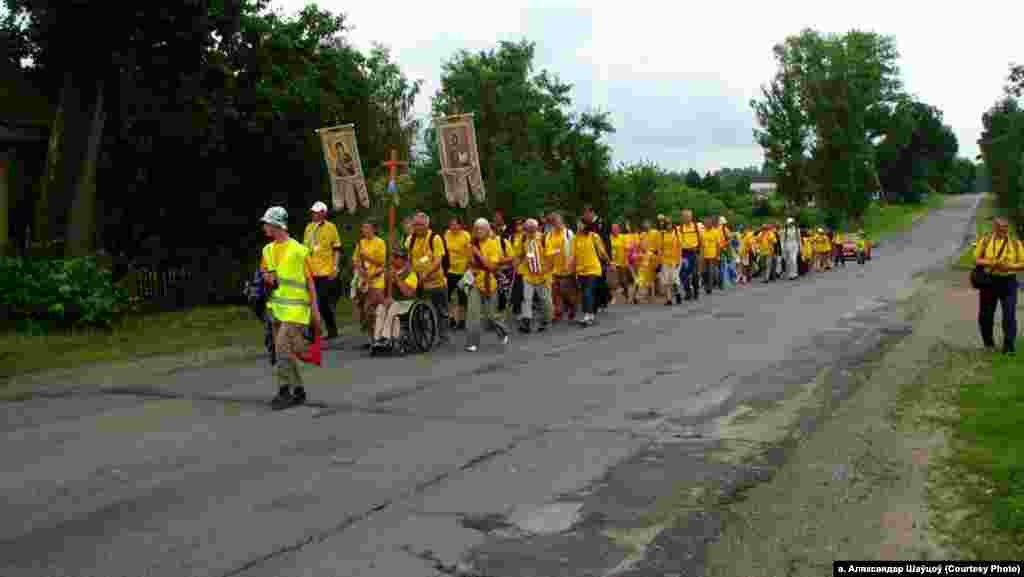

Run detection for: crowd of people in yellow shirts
[[258, 202, 870, 409], [348, 205, 869, 353]]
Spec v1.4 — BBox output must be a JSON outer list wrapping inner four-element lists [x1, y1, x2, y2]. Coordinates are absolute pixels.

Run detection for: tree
[[684, 168, 702, 189], [5, 0, 250, 255], [1007, 63, 1023, 98], [980, 96, 1024, 223], [876, 99, 958, 201], [430, 39, 613, 218], [759, 29, 903, 219], [751, 41, 810, 206], [701, 171, 722, 194]]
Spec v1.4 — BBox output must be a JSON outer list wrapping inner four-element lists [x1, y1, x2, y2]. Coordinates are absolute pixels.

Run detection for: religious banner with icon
[[436, 113, 486, 208], [317, 124, 369, 214]]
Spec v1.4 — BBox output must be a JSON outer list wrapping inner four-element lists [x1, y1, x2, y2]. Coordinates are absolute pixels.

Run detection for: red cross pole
[[382, 148, 408, 296]]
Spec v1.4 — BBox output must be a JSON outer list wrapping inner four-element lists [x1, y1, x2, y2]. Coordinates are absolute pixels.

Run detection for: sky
[[274, 0, 1020, 175]]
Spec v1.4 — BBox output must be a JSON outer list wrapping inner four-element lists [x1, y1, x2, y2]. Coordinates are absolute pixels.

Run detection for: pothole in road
[[459, 512, 514, 534], [626, 409, 662, 421]]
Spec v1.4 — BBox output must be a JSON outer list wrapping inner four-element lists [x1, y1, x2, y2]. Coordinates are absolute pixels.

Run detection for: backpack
[[243, 270, 269, 318]]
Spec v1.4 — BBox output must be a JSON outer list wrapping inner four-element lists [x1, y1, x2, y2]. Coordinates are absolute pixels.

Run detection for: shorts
[[447, 273, 468, 306]]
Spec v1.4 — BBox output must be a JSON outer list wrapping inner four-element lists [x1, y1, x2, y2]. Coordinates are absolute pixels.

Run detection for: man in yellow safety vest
[[260, 206, 322, 410]]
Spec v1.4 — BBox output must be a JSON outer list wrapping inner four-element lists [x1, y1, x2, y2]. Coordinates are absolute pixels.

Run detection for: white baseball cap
[[786, 217, 795, 224], [311, 201, 328, 213]]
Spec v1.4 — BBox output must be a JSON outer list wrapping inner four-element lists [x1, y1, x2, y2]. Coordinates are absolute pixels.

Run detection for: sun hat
[[261, 206, 288, 229]]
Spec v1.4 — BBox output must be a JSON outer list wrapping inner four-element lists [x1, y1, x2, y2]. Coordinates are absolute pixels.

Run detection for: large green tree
[[4, 0, 421, 259], [751, 41, 811, 206], [875, 99, 958, 202], [980, 95, 1024, 224], [754, 28, 904, 221], [429, 40, 613, 219]]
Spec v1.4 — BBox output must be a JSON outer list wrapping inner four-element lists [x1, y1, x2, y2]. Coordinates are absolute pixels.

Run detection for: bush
[[0, 256, 132, 331]]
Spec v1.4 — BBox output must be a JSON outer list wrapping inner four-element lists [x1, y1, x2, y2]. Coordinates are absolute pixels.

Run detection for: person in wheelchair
[[372, 247, 419, 352]]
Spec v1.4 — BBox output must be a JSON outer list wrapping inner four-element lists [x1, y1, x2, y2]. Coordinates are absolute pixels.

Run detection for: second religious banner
[[436, 113, 486, 208]]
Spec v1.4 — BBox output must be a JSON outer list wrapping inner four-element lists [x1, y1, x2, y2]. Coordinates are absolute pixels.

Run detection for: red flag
[[297, 326, 322, 366]]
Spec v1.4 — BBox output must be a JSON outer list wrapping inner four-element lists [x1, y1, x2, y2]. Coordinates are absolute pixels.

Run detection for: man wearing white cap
[[782, 216, 800, 280], [303, 201, 342, 340], [260, 206, 321, 410]]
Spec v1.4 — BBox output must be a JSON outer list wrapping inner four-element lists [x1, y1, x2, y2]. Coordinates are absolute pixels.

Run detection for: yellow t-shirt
[[742, 231, 756, 255], [354, 236, 387, 289], [702, 227, 723, 260], [610, 234, 629, 267], [975, 235, 1023, 276], [814, 234, 831, 254], [302, 220, 342, 277], [574, 232, 605, 277], [659, 229, 681, 265], [512, 233, 529, 275], [801, 236, 813, 261], [645, 230, 662, 262], [635, 246, 655, 287], [547, 229, 574, 276], [408, 233, 447, 289], [677, 223, 700, 250], [759, 230, 778, 256], [516, 232, 555, 285], [445, 229, 472, 275], [472, 237, 503, 293]]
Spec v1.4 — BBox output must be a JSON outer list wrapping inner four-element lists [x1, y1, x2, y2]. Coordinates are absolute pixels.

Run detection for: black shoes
[[271, 386, 292, 410], [518, 319, 532, 333], [271, 386, 307, 410]]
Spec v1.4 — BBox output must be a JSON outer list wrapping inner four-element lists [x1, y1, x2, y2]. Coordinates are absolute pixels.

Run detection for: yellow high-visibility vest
[[262, 238, 311, 325]]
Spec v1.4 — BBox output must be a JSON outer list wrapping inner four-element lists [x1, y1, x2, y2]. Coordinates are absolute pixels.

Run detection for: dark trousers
[[313, 276, 338, 338], [419, 285, 450, 342], [703, 259, 719, 293], [511, 275, 524, 315], [979, 276, 1018, 352], [680, 250, 700, 296], [579, 275, 599, 314]]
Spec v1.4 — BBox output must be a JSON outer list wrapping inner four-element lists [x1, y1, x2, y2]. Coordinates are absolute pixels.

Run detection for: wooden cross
[[381, 148, 408, 296]]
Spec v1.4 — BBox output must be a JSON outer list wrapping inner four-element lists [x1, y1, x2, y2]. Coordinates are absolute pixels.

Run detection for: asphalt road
[[1, 194, 981, 577]]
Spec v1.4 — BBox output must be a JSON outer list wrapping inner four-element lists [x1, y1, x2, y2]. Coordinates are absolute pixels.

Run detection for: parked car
[[840, 233, 872, 263]]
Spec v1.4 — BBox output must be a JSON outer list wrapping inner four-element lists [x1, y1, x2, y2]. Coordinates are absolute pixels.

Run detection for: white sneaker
[[465, 345, 478, 352], [501, 335, 510, 345]]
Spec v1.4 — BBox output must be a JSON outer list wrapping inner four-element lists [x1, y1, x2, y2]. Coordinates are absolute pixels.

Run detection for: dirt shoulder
[[701, 267, 986, 574]]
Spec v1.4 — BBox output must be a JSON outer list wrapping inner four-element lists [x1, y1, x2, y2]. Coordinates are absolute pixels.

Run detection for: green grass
[[0, 297, 354, 380], [860, 193, 947, 242], [957, 194, 1000, 269], [936, 350, 1024, 556]]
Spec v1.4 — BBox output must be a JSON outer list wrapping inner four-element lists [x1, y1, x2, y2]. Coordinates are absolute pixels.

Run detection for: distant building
[[750, 176, 776, 202]]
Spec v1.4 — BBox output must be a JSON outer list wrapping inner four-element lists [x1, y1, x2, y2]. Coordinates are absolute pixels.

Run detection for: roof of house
[[750, 176, 775, 184]]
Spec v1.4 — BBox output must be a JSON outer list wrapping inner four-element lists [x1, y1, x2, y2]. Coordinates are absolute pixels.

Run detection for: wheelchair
[[369, 299, 440, 356]]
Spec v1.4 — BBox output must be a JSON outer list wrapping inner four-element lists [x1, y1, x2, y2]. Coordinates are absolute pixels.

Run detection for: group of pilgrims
[[257, 201, 869, 409], [351, 205, 869, 353]]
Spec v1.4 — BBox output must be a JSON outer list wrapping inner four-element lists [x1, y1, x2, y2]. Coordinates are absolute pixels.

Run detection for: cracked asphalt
[[1, 194, 981, 577]]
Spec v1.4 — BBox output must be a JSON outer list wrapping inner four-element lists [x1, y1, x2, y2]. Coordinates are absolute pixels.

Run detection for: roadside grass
[[919, 347, 1024, 557], [1, 297, 354, 381], [956, 194, 1000, 269], [861, 193, 947, 242]]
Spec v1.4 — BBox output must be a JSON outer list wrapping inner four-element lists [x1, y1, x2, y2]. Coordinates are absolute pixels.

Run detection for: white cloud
[[273, 0, 1021, 172]]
